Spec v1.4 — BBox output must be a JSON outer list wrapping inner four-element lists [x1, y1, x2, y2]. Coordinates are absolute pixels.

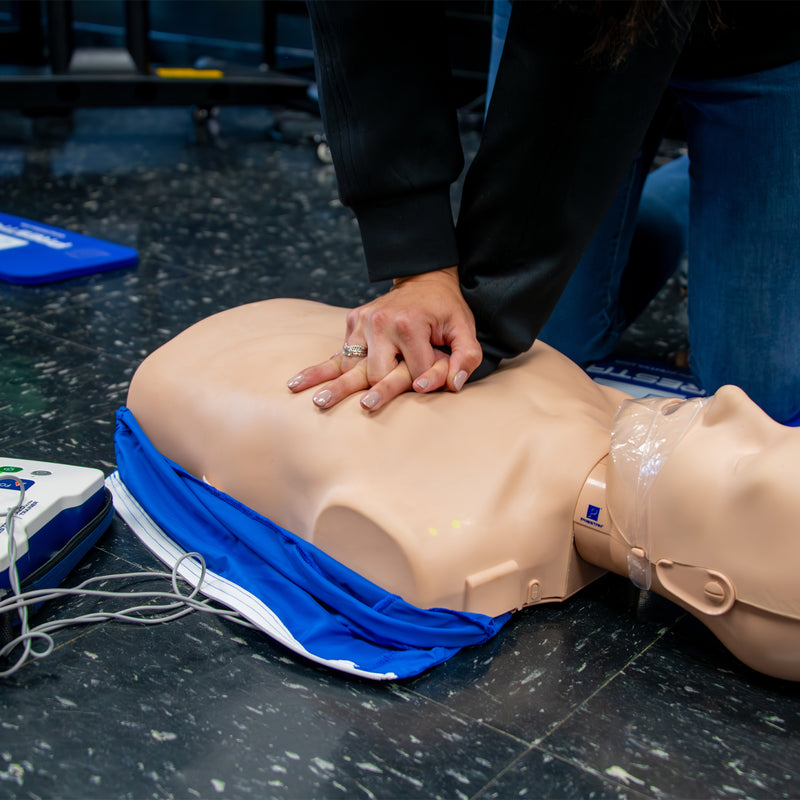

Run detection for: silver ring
[[343, 343, 368, 358]]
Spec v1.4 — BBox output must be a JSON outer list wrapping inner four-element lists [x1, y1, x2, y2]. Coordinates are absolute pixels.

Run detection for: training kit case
[[0, 212, 138, 285], [0, 458, 114, 641]]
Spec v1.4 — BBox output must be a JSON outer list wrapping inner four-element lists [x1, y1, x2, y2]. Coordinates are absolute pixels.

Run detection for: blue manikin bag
[[587, 356, 800, 427], [110, 408, 510, 680], [0, 212, 137, 285]]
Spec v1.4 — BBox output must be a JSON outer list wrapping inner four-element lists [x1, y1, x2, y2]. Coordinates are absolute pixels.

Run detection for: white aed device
[[0, 456, 239, 680], [0, 458, 113, 605]]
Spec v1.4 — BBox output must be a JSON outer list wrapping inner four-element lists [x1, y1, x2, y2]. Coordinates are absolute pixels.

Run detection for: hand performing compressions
[[286, 266, 483, 411]]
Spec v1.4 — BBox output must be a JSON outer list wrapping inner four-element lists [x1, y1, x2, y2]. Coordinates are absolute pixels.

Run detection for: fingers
[[287, 267, 483, 411], [444, 329, 484, 393], [309, 361, 369, 409], [304, 359, 416, 413], [360, 361, 415, 411], [410, 350, 482, 397], [286, 315, 483, 408], [292, 356, 445, 414], [286, 355, 342, 394], [289, 345, 474, 412], [341, 308, 378, 375], [345, 303, 437, 387], [364, 349, 451, 411], [411, 313, 484, 394], [365, 307, 437, 383], [341, 317, 373, 373], [412, 356, 449, 394]]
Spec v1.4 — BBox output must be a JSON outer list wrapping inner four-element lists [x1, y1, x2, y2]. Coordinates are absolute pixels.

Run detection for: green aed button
[[0, 465, 23, 473]]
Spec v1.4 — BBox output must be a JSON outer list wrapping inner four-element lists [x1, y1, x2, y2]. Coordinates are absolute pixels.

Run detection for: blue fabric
[[114, 407, 510, 678]]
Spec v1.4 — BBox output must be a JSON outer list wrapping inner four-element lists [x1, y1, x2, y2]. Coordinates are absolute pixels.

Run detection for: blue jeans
[[488, 0, 800, 423], [485, 0, 512, 119]]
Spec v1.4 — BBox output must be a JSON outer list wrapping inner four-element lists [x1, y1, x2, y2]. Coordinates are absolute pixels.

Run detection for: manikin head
[[598, 387, 800, 680]]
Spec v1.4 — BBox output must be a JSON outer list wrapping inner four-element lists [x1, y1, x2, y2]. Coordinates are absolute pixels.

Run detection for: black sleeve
[[306, 0, 464, 281], [458, 1, 698, 378]]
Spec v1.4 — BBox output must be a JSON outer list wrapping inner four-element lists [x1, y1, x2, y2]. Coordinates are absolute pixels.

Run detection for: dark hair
[[569, 0, 706, 68]]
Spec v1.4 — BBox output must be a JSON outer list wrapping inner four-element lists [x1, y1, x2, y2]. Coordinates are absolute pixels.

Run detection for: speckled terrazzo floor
[[1, 106, 799, 800]]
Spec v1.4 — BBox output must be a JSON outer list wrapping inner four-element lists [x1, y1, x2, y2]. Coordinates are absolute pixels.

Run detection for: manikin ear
[[655, 561, 736, 616]]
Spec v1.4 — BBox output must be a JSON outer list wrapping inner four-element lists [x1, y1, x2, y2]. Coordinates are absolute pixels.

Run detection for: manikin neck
[[573, 455, 738, 620], [572, 455, 629, 576]]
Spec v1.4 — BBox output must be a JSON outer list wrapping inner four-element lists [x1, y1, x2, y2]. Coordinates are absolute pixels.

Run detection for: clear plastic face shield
[[609, 396, 710, 590]]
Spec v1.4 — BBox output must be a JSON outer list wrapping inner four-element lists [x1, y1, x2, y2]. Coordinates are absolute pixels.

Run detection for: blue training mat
[[588, 356, 800, 426], [111, 407, 510, 680], [0, 212, 137, 285]]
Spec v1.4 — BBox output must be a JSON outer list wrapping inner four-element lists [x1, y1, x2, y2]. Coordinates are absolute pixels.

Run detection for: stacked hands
[[286, 267, 484, 411]]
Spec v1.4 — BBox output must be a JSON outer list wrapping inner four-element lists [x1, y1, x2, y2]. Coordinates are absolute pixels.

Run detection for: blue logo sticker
[[0, 477, 33, 491], [586, 504, 601, 521]]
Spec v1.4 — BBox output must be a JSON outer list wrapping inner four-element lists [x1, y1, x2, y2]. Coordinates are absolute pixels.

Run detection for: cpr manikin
[[127, 299, 800, 681]]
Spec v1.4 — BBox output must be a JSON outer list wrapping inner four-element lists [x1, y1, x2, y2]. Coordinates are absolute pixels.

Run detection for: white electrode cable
[[1, 479, 255, 679]]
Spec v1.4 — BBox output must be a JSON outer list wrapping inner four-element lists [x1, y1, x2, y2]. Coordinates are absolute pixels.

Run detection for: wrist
[[392, 265, 458, 289]]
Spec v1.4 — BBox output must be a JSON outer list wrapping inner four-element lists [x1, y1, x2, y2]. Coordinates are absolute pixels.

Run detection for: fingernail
[[361, 391, 380, 410], [414, 377, 430, 392], [453, 370, 468, 392], [286, 374, 304, 390], [313, 389, 333, 408]]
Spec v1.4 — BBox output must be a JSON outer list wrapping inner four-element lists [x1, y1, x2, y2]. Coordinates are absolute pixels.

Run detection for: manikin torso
[[127, 298, 800, 680], [128, 299, 624, 616]]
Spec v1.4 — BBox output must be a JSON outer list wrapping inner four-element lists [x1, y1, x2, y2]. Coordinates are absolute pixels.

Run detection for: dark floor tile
[[0, 319, 134, 447], [615, 273, 689, 364], [1, 605, 525, 800], [406, 575, 684, 744], [540, 620, 800, 799], [0, 249, 194, 322], [6, 270, 230, 366], [5, 258, 383, 373], [475, 748, 650, 800], [1, 415, 117, 469], [1, 111, 382, 359]]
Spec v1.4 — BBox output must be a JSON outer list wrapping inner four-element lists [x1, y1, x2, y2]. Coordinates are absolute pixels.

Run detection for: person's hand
[[286, 266, 483, 411]]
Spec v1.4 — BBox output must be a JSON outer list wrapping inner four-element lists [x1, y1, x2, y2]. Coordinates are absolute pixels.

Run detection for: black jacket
[[307, 1, 800, 376]]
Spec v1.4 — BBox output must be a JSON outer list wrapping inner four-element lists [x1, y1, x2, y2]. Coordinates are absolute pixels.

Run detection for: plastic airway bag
[[111, 407, 509, 679]]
